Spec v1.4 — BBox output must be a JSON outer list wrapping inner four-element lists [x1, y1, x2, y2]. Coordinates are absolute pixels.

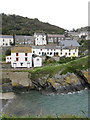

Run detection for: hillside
[[1, 13, 65, 35]]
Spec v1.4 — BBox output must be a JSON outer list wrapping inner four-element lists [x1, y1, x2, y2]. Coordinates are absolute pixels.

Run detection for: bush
[[5, 49, 11, 56], [58, 56, 76, 64]]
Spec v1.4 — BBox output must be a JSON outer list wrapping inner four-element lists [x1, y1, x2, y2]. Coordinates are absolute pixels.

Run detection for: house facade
[[11, 47, 32, 68], [34, 32, 47, 45], [47, 34, 65, 44], [0, 35, 14, 46], [15, 35, 34, 45]]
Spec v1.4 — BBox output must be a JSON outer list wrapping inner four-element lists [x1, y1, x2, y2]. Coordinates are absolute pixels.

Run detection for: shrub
[[5, 49, 11, 56]]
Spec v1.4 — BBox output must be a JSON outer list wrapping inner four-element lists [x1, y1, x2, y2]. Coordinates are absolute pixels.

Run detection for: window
[[65, 53, 67, 55], [3, 39, 4, 42], [16, 58, 19, 61], [3, 43, 4, 45], [41, 49, 42, 51], [50, 52, 52, 55], [69, 53, 71, 55], [61, 52, 62, 55], [20, 63, 23, 66], [10, 57, 11, 59], [25, 58, 28, 61], [25, 53, 27, 56], [16, 53, 18, 56], [39, 52, 41, 54], [37, 59, 39, 61]]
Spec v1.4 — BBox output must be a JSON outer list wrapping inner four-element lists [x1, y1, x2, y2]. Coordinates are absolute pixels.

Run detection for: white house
[[0, 35, 14, 46], [6, 46, 43, 68], [11, 46, 32, 68], [34, 32, 47, 45], [6, 56, 11, 63], [33, 56, 42, 67]]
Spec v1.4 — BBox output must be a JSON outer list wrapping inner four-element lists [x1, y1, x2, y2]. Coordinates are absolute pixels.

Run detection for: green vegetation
[[1, 113, 89, 120], [2, 13, 65, 35], [0, 55, 6, 61], [5, 49, 11, 56], [30, 56, 89, 75], [79, 40, 90, 55]]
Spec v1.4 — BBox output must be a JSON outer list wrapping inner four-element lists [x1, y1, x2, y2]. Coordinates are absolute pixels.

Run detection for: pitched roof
[[15, 35, 34, 42], [60, 40, 80, 47], [32, 45, 62, 49], [0, 35, 13, 38], [47, 34, 65, 38], [34, 32, 46, 35], [11, 46, 32, 53]]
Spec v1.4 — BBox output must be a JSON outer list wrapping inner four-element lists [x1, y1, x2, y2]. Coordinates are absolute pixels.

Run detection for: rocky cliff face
[[2, 69, 90, 94], [30, 69, 90, 94]]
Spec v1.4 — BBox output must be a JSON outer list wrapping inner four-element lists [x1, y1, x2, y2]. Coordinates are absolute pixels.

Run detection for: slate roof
[[15, 35, 34, 41], [47, 34, 65, 38], [59, 40, 80, 47], [34, 32, 46, 35], [0, 35, 13, 38], [32, 45, 63, 49]]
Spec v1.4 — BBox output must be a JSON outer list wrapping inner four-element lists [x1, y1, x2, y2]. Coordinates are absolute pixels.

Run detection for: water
[[2, 90, 89, 117]]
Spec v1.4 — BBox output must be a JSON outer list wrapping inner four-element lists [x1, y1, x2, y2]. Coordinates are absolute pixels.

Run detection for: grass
[[30, 55, 89, 75], [1, 113, 90, 120]]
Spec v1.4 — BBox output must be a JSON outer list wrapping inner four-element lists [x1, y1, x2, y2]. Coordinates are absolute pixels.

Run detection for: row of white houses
[[6, 40, 80, 68]]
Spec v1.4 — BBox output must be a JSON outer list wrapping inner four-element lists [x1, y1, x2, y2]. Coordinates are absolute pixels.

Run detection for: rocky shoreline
[[1, 69, 90, 95]]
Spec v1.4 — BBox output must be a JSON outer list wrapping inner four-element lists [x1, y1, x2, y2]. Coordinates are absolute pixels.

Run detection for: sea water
[[2, 89, 89, 117]]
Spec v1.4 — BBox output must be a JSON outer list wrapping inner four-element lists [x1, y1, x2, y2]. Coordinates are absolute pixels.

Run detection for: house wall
[[34, 34, 47, 45], [0, 38, 13, 46], [32, 48, 79, 57], [33, 57, 42, 67], [11, 53, 32, 68], [6, 56, 11, 63]]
